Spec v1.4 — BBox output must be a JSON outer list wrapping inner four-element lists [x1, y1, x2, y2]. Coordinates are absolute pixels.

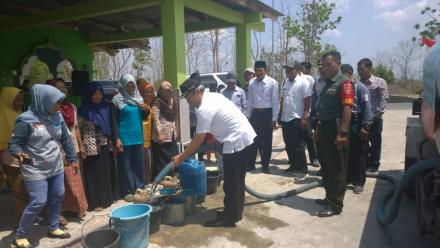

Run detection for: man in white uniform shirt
[[246, 60, 279, 173], [173, 78, 256, 228], [278, 62, 312, 180]]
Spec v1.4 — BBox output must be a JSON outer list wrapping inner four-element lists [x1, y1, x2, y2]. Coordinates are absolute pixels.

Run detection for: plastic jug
[[179, 158, 207, 203]]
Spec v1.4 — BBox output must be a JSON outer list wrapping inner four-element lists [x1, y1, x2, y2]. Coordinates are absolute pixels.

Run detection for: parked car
[[187, 72, 228, 92], [91, 80, 119, 101]]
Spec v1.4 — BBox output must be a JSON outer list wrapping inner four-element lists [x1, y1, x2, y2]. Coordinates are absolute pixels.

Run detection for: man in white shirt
[[246, 61, 279, 173], [222, 73, 247, 114], [278, 62, 312, 180], [173, 78, 256, 228]]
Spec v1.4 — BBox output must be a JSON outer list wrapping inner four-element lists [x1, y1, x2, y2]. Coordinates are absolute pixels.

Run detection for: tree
[[109, 49, 133, 80], [414, 2, 440, 41], [132, 48, 151, 78], [286, 0, 342, 63], [185, 32, 206, 73], [394, 40, 420, 81], [93, 51, 110, 80], [374, 64, 395, 84]]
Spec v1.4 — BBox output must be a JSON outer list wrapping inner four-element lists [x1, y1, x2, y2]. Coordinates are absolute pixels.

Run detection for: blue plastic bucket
[[109, 204, 151, 248]]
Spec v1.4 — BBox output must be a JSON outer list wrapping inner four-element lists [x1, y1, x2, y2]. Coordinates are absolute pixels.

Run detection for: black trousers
[[281, 119, 307, 173], [367, 117, 383, 169], [222, 145, 252, 223], [303, 119, 318, 163], [347, 124, 368, 186], [249, 108, 273, 170]]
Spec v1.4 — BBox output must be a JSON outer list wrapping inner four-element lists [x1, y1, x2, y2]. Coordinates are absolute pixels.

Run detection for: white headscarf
[[112, 74, 143, 110]]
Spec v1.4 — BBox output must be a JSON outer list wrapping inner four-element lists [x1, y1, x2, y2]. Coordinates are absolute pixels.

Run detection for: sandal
[[12, 238, 32, 248], [123, 194, 134, 202]]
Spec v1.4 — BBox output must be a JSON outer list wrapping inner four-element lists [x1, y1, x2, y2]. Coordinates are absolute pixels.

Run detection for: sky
[[259, 0, 436, 68]]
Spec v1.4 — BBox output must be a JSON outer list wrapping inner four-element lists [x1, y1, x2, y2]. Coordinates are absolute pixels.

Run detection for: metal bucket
[[83, 229, 119, 248], [162, 198, 186, 225], [148, 200, 164, 234], [207, 171, 221, 194], [179, 189, 197, 215]]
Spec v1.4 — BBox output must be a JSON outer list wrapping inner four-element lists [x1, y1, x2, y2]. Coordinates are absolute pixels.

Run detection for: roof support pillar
[[162, 0, 186, 87], [236, 23, 252, 85]]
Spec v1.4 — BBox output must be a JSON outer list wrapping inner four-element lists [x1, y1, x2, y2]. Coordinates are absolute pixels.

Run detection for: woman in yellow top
[[137, 79, 156, 184], [0, 87, 27, 222]]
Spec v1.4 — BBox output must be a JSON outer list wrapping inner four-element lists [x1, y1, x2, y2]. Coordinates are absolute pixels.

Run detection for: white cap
[[244, 68, 255, 74]]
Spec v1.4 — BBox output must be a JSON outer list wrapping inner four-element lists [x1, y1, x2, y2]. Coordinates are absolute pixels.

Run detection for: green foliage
[[414, 2, 440, 41], [286, 0, 342, 63], [374, 64, 395, 84], [26, 59, 52, 83], [132, 48, 151, 77]]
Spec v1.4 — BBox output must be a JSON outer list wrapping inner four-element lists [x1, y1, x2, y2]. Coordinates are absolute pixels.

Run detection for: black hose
[[244, 173, 396, 202], [243, 157, 440, 225], [375, 157, 440, 225], [245, 181, 322, 201]]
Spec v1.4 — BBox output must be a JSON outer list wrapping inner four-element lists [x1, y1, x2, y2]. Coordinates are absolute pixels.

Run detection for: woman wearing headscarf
[[112, 74, 149, 202], [79, 82, 119, 211], [152, 81, 179, 177], [49, 78, 88, 218], [137, 78, 156, 184], [0, 87, 27, 222], [9, 84, 78, 248]]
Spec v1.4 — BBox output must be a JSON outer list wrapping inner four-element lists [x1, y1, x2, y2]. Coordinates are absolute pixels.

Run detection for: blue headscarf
[[17, 84, 65, 138], [78, 82, 112, 136], [112, 74, 143, 110]]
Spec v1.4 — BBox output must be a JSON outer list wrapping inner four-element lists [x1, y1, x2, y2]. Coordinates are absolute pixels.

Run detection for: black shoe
[[310, 159, 320, 167], [216, 210, 223, 217], [283, 167, 295, 173], [317, 207, 341, 217], [47, 230, 71, 239], [315, 198, 330, 206], [262, 167, 270, 174], [204, 217, 236, 227], [366, 167, 378, 173], [353, 186, 364, 194]]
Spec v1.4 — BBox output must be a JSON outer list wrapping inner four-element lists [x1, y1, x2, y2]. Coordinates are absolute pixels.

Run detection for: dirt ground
[[1, 102, 439, 248]]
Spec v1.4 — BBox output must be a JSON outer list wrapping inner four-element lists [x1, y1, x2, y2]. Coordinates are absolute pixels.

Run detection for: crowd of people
[[173, 51, 388, 225], [0, 76, 180, 247], [0, 49, 388, 246]]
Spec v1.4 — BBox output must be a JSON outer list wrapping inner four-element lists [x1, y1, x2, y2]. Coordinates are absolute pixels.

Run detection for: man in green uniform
[[314, 51, 355, 217]]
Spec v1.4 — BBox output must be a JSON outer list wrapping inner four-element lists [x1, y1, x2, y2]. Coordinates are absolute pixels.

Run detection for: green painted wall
[[0, 26, 92, 83]]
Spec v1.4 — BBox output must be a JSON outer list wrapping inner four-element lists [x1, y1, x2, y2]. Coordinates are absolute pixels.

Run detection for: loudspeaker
[[71, 71, 89, 95]]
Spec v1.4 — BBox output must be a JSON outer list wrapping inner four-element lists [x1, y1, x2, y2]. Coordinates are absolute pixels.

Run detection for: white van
[[187, 72, 228, 92]]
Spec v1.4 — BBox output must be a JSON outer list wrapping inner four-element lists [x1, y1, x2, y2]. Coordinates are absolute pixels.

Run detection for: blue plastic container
[[179, 159, 207, 203], [109, 204, 151, 248]]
